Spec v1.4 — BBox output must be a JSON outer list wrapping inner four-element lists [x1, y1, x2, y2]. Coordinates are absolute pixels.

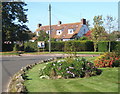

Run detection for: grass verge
[[24, 52, 104, 55], [1, 51, 104, 55], [0, 51, 20, 55]]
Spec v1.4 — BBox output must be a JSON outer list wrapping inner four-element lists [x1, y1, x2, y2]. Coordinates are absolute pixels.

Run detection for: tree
[[2, 2, 29, 51], [37, 30, 49, 41], [104, 16, 117, 52], [91, 15, 105, 52]]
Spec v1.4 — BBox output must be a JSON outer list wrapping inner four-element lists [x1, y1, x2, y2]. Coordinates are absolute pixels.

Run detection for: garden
[[22, 51, 120, 92]]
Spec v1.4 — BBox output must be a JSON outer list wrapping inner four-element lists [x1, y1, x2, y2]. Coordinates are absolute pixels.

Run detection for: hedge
[[18, 41, 120, 52], [97, 41, 120, 52], [98, 41, 108, 52]]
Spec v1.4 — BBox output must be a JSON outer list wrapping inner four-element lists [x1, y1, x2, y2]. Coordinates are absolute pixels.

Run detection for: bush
[[94, 52, 120, 68], [13, 44, 19, 51], [2, 43, 14, 52], [24, 41, 38, 52], [39, 58, 102, 79]]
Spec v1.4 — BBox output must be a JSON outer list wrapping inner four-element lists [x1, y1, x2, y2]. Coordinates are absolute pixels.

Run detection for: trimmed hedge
[[45, 40, 94, 52], [98, 41, 108, 52], [98, 41, 120, 52], [23, 41, 120, 52]]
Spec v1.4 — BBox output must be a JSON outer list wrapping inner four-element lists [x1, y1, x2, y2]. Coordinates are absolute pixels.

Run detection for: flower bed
[[39, 58, 102, 79], [94, 52, 120, 68]]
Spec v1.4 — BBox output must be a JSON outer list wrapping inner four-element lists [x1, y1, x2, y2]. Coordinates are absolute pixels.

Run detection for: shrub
[[2, 43, 14, 51], [13, 44, 19, 51], [24, 41, 38, 52], [94, 52, 120, 68], [39, 58, 102, 79]]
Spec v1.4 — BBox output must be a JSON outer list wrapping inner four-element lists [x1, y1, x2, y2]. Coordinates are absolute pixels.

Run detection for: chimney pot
[[81, 18, 86, 25], [58, 21, 62, 25], [38, 24, 42, 27]]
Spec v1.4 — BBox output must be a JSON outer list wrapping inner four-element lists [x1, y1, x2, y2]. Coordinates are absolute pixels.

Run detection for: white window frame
[[56, 30, 62, 35], [46, 30, 50, 34], [68, 29, 74, 34]]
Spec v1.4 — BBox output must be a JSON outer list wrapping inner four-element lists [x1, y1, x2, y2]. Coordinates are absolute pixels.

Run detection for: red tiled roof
[[36, 22, 83, 39], [84, 30, 91, 37]]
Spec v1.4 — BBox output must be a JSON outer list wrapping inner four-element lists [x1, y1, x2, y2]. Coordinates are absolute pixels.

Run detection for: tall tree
[[2, 2, 29, 46], [91, 15, 105, 52], [104, 16, 116, 52]]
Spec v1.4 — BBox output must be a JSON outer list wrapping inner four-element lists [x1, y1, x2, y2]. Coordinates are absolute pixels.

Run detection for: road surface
[[2, 54, 63, 92]]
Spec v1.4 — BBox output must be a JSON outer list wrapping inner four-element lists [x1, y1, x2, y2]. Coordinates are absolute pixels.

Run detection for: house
[[35, 18, 90, 41]]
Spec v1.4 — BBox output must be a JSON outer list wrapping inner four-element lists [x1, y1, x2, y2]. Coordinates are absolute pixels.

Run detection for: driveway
[[2, 54, 63, 92]]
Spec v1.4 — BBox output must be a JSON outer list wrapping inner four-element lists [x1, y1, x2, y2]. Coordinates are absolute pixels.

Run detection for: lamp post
[[49, 4, 51, 53]]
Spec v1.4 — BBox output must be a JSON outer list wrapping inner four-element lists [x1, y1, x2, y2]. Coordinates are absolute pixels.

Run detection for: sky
[[24, 1, 118, 32]]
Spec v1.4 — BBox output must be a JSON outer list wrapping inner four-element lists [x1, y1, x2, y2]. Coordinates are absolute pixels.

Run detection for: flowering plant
[[94, 52, 120, 68], [39, 58, 102, 79]]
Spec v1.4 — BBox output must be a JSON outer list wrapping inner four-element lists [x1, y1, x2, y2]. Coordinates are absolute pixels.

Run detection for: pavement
[[1, 53, 99, 93]]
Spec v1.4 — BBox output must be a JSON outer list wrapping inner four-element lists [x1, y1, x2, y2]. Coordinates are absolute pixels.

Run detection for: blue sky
[[25, 2, 118, 32]]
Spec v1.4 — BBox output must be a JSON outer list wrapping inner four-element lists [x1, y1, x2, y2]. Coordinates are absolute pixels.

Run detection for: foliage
[[24, 41, 37, 52], [64, 41, 77, 57], [77, 36, 88, 40], [94, 52, 120, 67], [98, 41, 108, 52], [104, 16, 117, 52], [91, 15, 105, 52], [45, 41, 65, 51], [13, 44, 19, 51], [2, 2, 29, 51], [37, 30, 49, 41], [64, 40, 94, 53], [39, 58, 102, 79]]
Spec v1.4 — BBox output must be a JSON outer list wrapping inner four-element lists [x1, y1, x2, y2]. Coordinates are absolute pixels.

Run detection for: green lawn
[[24, 58, 119, 92]]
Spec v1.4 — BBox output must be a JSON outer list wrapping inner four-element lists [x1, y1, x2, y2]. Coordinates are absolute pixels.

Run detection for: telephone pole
[[49, 4, 51, 53]]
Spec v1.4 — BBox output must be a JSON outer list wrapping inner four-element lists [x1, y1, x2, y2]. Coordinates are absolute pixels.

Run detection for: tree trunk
[[94, 42, 97, 52], [108, 41, 111, 52]]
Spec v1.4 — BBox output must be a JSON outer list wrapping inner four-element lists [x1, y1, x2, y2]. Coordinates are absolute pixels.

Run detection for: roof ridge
[[41, 22, 82, 27]]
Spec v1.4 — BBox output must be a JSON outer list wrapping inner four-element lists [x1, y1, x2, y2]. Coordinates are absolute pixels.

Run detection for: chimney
[[81, 18, 86, 25], [38, 24, 42, 27], [58, 21, 62, 25]]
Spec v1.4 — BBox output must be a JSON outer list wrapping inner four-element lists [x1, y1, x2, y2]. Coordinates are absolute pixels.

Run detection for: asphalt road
[[2, 54, 63, 92]]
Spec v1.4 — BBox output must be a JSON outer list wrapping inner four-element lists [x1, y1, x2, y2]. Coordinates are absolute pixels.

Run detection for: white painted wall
[[36, 31, 39, 36], [63, 39, 74, 41], [77, 25, 89, 37]]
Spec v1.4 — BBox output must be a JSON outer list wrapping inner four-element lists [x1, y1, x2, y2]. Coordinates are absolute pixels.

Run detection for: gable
[[77, 25, 89, 37]]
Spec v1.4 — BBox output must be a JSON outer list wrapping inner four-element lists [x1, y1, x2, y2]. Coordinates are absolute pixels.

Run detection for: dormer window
[[56, 30, 62, 35], [68, 29, 74, 34]]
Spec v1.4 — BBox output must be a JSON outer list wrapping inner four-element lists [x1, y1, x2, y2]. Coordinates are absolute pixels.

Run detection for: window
[[68, 29, 74, 34], [56, 30, 62, 35], [46, 30, 50, 34]]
